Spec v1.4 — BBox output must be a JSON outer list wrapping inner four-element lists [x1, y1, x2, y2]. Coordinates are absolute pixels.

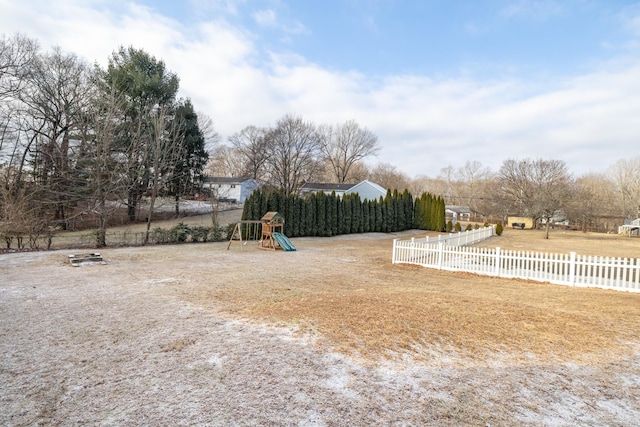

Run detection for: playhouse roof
[[261, 211, 283, 222]]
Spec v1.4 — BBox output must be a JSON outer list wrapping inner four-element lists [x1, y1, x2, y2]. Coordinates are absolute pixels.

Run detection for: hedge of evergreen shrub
[[241, 189, 446, 237]]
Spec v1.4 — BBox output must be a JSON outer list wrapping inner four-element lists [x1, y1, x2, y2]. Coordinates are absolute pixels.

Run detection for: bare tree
[[497, 158, 574, 239], [0, 33, 39, 100], [205, 144, 246, 177], [197, 112, 221, 153], [438, 161, 494, 220], [1, 34, 39, 172], [408, 174, 449, 199], [1, 34, 37, 168], [319, 120, 380, 183], [228, 125, 271, 181], [565, 173, 618, 232], [608, 157, 640, 219], [368, 162, 410, 191], [143, 106, 184, 244], [78, 83, 129, 247], [264, 114, 323, 197], [18, 47, 93, 228]]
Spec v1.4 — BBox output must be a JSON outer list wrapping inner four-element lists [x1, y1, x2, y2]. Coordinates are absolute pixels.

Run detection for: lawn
[[2, 224, 639, 425]]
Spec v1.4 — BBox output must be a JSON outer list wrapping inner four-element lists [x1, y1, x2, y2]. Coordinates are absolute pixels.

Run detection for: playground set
[[227, 211, 296, 252]]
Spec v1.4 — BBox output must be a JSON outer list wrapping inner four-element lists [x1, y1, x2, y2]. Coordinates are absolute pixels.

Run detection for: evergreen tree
[[371, 199, 378, 231], [241, 192, 253, 220], [375, 197, 384, 232], [362, 199, 371, 233], [170, 99, 208, 215], [298, 197, 306, 237], [259, 190, 268, 217], [306, 193, 317, 236], [342, 194, 352, 234], [402, 189, 413, 230], [382, 190, 392, 232], [287, 194, 297, 236], [336, 197, 347, 234], [437, 196, 446, 231], [316, 192, 326, 237], [413, 196, 421, 229], [352, 194, 363, 233], [331, 194, 337, 236]]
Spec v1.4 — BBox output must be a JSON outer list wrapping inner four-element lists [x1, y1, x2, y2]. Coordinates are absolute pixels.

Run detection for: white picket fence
[[409, 225, 496, 247], [392, 239, 640, 293]]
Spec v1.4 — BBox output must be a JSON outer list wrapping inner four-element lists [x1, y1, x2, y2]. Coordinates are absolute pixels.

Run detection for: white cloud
[[254, 9, 277, 27], [252, 7, 307, 36]]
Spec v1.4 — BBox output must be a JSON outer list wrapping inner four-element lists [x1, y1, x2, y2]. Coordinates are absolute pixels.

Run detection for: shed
[[507, 216, 535, 230]]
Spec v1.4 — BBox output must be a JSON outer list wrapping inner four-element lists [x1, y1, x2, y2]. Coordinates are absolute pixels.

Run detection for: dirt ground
[[1, 226, 640, 426]]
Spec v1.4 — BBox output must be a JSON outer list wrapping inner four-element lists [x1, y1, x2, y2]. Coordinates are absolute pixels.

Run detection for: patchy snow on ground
[[1, 238, 639, 426]]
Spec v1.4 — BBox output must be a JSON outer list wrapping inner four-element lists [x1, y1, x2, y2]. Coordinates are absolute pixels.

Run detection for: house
[[300, 180, 388, 201], [299, 182, 354, 198], [445, 206, 471, 223], [202, 177, 260, 204]]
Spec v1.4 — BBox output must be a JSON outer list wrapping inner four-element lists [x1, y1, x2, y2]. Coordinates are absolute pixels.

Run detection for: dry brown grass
[[4, 225, 639, 424], [182, 228, 640, 365]]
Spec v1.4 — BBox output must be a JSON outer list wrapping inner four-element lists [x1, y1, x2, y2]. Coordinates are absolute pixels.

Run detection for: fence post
[[437, 242, 444, 269], [569, 252, 576, 286], [392, 239, 398, 264], [410, 237, 416, 262], [494, 247, 501, 276]]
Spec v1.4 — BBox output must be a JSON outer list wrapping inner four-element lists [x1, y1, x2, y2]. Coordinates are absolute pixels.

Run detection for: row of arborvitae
[[241, 189, 446, 238]]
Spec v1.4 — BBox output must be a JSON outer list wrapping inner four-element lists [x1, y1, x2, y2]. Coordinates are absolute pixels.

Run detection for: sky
[[1, 0, 640, 178]]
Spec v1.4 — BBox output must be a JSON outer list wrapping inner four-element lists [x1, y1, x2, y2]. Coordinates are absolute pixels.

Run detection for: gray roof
[[301, 182, 355, 191], [446, 205, 471, 214]]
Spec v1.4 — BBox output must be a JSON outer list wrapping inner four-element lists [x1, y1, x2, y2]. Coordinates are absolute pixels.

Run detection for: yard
[[1, 224, 639, 425]]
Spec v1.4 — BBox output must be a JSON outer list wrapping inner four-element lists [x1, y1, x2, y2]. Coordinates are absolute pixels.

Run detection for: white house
[[202, 177, 260, 204], [299, 182, 355, 198], [445, 206, 471, 223], [300, 180, 388, 201], [345, 180, 388, 201]]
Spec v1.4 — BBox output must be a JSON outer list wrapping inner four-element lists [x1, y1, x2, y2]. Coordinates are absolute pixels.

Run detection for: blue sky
[[2, 0, 640, 178]]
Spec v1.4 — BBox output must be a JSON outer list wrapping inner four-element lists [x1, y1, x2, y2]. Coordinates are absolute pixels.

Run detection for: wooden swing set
[[227, 211, 286, 251]]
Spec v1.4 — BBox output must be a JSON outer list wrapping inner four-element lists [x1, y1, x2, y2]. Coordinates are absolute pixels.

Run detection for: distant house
[[445, 206, 471, 223], [299, 182, 354, 198], [300, 180, 388, 201], [202, 177, 260, 204]]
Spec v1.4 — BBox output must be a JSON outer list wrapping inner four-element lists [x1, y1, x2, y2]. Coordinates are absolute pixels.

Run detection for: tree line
[[402, 158, 640, 236], [3, 32, 639, 249], [241, 189, 445, 238], [1, 33, 386, 249], [208, 115, 381, 196]]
